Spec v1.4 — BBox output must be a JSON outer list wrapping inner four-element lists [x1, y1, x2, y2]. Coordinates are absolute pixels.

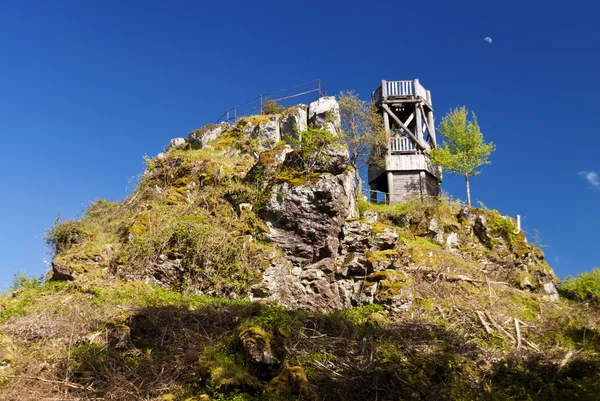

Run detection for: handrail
[[373, 79, 429, 103], [216, 79, 327, 124]]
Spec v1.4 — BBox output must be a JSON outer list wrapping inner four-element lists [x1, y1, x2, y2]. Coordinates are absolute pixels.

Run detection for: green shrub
[[262, 98, 285, 115], [45, 219, 87, 254], [559, 268, 600, 303], [9, 272, 44, 292]]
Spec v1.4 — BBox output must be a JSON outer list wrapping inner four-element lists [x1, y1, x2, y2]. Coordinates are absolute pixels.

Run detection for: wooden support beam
[[419, 103, 436, 148], [427, 110, 436, 148], [382, 104, 425, 151], [387, 171, 394, 203], [415, 105, 423, 143]]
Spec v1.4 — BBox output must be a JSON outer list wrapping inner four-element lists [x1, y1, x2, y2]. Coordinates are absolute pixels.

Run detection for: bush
[[45, 219, 87, 254], [262, 99, 285, 115], [559, 268, 600, 303], [9, 272, 43, 293]]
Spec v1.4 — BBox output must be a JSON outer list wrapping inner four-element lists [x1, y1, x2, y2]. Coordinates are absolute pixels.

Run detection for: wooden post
[[517, 215, 521, 233], [415, 102, 423, 145], [381, 80, 387, 102], [370, 184, 377, 204], [427, 109, 436, 147], [387, 171, 394, 203]]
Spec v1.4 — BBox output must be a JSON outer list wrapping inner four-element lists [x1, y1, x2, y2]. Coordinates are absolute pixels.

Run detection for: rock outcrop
[[46, 97, 559, 316], [188, 123, 229, 149]]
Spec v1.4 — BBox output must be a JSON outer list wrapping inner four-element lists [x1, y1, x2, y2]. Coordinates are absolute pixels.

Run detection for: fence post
[[260, 95, 263, 114]]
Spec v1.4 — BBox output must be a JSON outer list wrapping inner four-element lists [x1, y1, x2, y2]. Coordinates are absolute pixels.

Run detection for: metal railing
[[216, 79, 327, 124], [363, 188, 389, 205]]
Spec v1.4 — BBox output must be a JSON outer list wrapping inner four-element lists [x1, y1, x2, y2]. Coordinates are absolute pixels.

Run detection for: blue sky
[[1, 0, 598, 289]]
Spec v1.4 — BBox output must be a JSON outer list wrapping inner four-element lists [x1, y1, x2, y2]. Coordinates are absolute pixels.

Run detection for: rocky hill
[[0, 98, 598, 400]]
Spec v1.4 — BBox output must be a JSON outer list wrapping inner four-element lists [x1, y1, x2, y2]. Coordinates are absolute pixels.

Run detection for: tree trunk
[[355, 166, 363, 201], [465, 175, 471, 207]]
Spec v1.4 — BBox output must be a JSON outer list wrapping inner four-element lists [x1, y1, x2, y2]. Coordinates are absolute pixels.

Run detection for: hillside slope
[[0, 98, 598, 400]]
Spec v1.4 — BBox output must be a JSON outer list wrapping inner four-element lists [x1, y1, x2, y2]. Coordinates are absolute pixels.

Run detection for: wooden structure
[[368, 79, 441, 203]]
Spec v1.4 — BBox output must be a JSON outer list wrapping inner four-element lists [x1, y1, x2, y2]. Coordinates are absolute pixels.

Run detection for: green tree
[[430, 107, 495, 206], [338, 91, 387, 198]]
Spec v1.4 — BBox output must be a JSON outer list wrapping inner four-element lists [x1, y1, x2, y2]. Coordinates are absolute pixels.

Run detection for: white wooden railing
[[386, 80, 414, 96], [375, 80, 429, 102], [390, 135, 416, 152]]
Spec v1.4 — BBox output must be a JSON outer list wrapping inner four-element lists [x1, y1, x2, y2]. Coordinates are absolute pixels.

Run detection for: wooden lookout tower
[[368, 79, 441, 203]]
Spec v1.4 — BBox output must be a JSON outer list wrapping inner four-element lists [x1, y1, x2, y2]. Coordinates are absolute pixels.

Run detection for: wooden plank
[[382, 104, 425, 151]]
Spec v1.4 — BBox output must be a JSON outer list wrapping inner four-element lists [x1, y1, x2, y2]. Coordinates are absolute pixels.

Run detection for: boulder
[[543, 281, 559, 301], [279, 105, 308, 146], [239, 326, 277, 365], [47, 261, 77, 281], [188, 122, 229, 149], [165, 137, 187, 151], [308, 96, 341, 135], [266, 366, 311, 400]]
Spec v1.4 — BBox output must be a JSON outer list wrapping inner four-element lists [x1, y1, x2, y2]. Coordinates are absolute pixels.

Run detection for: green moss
[[258, 146, 288, 169], [510, 292, 541, 322], [273, 168, 323, 186], [371, 222, 392, 234], [366, 270, 407, 282], [404, 242, 472, 271], [365, 250, 398, 263], [266, 366, 310, 400]]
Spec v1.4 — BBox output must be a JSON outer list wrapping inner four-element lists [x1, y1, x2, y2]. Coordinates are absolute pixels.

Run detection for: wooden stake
[[476, 311, 492, 334], [514, 318, 522, 349]]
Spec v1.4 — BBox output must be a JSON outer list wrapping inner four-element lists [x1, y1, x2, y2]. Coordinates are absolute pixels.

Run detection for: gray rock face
[[188, 122, 229, 149], [280, 105, 307, 146], [245, 116, 281, 151], [341, 221, 373, 253], [165, 137, 187, 151], [543, 282, 559, 301], [262, 170, 357, 262], [312, 144, 351, 176], [308, 96, 342, 135], [473, 215, 492, 247]]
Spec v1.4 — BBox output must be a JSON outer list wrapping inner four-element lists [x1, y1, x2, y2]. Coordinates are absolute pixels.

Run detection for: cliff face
[[1, 98, 598, 401]]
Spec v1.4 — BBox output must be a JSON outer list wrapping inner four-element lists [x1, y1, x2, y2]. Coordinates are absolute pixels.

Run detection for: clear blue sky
[[1, 0, 598, 289]]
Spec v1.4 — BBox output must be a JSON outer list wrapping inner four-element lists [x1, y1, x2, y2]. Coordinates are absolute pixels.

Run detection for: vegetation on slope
[[1, 111, 599, 400], [0, 264, 599, 400]]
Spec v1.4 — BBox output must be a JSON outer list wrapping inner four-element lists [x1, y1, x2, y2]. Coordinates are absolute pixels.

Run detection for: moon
[[484, 37, 492, 44]]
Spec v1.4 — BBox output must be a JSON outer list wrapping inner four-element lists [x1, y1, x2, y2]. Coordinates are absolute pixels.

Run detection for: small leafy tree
[[338, 91, 387, 198], [430, 106, 495, 206]]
